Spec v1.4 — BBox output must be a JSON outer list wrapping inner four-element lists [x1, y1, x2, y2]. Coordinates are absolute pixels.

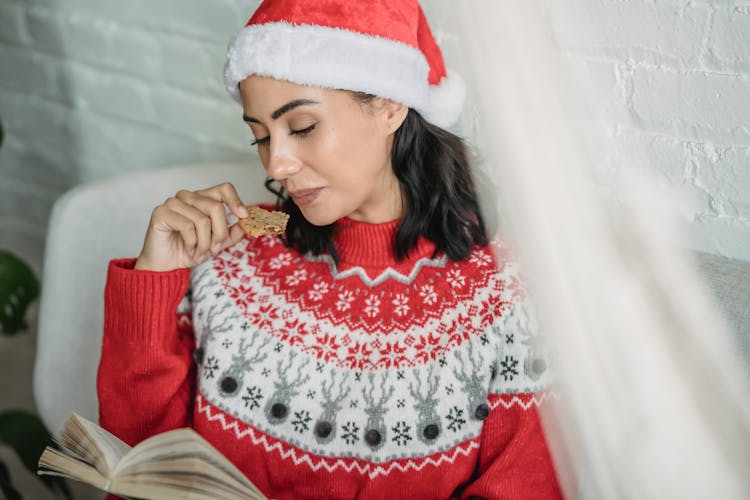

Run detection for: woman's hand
[[134, 183, 250, 272]]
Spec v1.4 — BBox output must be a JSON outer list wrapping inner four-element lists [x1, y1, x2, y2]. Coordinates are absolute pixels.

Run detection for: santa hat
[[223, 0, 465, 128]]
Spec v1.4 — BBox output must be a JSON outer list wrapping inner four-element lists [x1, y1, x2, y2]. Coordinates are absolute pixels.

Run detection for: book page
[[38, 447, 110, 491], [60, 413, 131, 476], [117, 457, 263, 499], [115, 428, 256, 492], [113, 479, 250, 500], [40, 416, 267, 499]]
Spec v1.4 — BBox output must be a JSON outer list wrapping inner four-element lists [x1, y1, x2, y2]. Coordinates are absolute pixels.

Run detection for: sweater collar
[[332, 217, 437, 267]]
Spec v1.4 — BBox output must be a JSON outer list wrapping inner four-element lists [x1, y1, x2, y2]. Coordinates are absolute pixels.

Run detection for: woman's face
[[239, 75, 408, 225]]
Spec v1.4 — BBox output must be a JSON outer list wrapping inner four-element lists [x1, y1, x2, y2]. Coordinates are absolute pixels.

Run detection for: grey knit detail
[[305, 253, 448, 287]]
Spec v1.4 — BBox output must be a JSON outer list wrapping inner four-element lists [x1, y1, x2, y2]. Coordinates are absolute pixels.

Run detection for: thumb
[[221, 224, 248, 251]]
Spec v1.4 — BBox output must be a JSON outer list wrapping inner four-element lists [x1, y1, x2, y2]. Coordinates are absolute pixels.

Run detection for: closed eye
[[291, 123, 316, 137], [250, 124, 316, 147]]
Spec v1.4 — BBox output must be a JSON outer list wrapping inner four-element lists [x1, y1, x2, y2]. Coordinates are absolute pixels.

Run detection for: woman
[[97, 1, 564, 498]]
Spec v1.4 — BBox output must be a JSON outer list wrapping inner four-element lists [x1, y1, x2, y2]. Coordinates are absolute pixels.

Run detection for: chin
[[298, 206, 342, 227]]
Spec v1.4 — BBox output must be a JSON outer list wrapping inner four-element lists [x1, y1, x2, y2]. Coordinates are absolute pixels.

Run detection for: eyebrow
[[242, 99, 320, 123]]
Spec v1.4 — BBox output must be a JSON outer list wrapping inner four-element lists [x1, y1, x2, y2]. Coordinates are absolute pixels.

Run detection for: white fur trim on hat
[[224, 22, 464, 126], [424, 69, 466, 129]]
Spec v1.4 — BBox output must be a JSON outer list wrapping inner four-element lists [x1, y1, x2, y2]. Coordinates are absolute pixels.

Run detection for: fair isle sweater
[[97, 215, 563, 500]]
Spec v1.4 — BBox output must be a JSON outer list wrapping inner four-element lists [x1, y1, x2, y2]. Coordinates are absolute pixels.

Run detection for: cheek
[[257, 148, 269, 165], [319, 123, 387, 176]]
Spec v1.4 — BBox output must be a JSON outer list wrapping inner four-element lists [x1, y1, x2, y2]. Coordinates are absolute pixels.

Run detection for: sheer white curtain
[[427, 1, 750, 498]]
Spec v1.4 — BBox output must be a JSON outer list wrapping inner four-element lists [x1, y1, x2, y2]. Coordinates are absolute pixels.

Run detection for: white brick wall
[[0, 1, 748, 496], [538, 0, 750, 259], [0, 0, 261, 277]]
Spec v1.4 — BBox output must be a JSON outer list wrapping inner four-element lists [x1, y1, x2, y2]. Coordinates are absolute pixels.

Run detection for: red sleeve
[[96, 258, 196, 447], [459, 394, 564, 500]]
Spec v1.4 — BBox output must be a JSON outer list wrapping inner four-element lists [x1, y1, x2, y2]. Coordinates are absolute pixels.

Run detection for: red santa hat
[[224, 0, 465, 128]]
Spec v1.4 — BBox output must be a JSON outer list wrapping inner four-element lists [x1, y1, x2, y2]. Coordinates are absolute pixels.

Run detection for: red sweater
[[97, 216, 563, 499]]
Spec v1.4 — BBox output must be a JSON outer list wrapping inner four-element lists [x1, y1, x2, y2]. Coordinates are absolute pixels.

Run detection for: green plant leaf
[[0, 250, 40, 336], [0, 411, 73, 499], [0, 459, 23, 500]]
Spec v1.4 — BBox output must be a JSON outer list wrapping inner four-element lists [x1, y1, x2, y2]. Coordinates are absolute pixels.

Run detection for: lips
[[289, 188, 323, 207]]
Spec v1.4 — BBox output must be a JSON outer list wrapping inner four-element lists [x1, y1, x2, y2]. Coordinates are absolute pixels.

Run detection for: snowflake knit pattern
[[98, 214, 563, 500]]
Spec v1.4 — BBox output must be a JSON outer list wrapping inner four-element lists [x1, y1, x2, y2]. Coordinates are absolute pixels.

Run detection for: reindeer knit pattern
[[98, 215, 563, 500]]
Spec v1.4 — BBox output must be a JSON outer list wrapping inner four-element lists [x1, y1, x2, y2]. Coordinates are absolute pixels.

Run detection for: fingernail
[[238, 206, 248, 218], [211, 243, 221, 254]]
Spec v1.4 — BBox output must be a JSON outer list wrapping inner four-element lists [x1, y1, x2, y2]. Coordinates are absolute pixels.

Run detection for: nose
[[265, 139, 302, 182]]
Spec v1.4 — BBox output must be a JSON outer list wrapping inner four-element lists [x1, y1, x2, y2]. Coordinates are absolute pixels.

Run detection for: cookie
[[237, 205, 289, 237]]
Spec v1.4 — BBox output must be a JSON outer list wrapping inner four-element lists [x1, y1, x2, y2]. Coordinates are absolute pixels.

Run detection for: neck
[[332, 217, 436, 267], [346, 163, 403, 223]]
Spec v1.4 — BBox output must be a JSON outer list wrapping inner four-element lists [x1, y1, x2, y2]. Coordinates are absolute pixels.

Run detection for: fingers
[[161, 183, 248, 259], [195, 182, 249, 220], [173, 190, 230, 253], [151, 204, 200, 256], [164, 196, 215, 258], [222, 223, 248, 252], [139, 182, 251, 271]]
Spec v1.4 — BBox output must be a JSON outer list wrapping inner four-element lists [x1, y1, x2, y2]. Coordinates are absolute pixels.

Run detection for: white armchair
[[33, 161, 273, 434]]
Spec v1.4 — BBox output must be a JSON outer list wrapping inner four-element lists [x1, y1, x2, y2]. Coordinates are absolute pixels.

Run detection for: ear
[[379, 99, 409, 135]]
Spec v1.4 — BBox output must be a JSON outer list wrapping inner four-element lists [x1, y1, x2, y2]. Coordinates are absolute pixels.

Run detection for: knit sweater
[[97, 215, 563, 500]]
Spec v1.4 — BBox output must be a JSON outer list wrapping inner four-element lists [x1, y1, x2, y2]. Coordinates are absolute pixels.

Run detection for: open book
[[37, 412, 266, 500]]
